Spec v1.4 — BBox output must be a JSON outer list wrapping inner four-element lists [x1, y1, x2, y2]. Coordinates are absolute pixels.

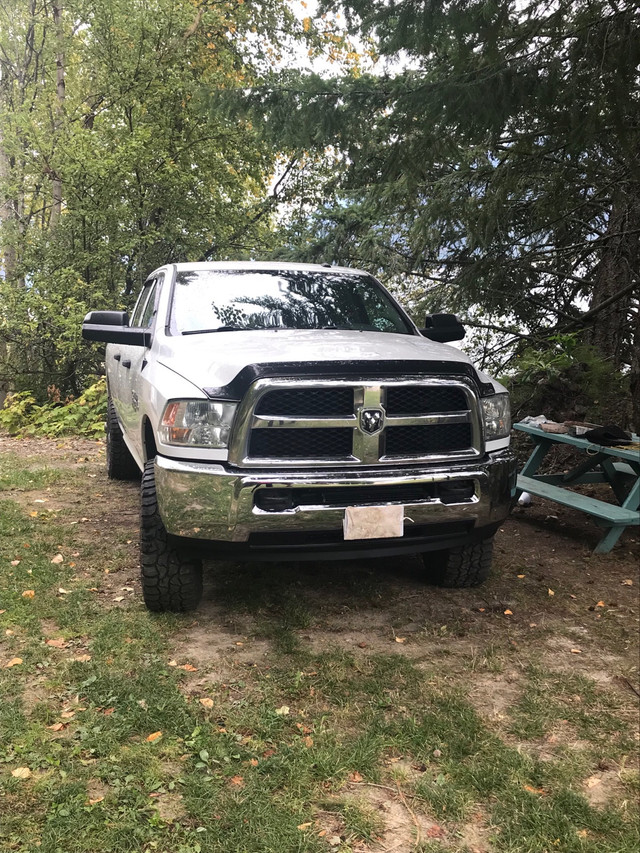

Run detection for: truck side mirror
[[82, 310, 151, 346], [420, 313, 465, 343]]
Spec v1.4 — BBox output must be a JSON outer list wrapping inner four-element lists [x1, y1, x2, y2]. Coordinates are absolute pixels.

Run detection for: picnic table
[[514, 423, 640, 554]]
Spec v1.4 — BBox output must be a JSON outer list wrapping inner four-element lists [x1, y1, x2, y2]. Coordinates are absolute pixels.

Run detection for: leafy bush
[[505, 336, 631, 428], [0, 378, 107, 438]]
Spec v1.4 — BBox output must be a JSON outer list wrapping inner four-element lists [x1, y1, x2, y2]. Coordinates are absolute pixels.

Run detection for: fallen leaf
[[121, 586, 134, 592], [5, 657, 23, 668], [167, 660, 177, 667], [571, 648, 582, 654], [0, 609, 5, 614], [146, 731, 163, 742], [60, 710, 76, 719], [621, 579, 633, 586], [576, 829, 588, 839], [249, 758, 259, 767], [529, 622, 537, 627], [275, 705, 290, 716], [328, 836, 341, 847], [10, 560, 20, 566], [357, 641, 367, 648], [58, 588, 70, 594], [586, 775, 601, 788], [30, 511, 38, 517], [46, 638, 68, 649], [11, 767, 31, 780], [47, 723, 65, 731], [595, 601, 605, 608], [426, 824, 445, 838], [570, 594, 577, 599], [504, 609, 513, 615], [179, 664, 197, 672], [199, 698, 214, 710], [22, 590, 35, 599], [74, 654, 92, 662], [229, 775, 244, 787], [235, 641, 244, 646], [395, 636, 407, 643], [34, 499, 47, 504], [524, 784, 545, 794], [5, 629, 14, 635], [318, 830, 327, 837], [478, 607, 485, 612], [304, 735, 314, 747], [102, 707, 115, 716], [432, 748, 442, 758], [51, 554, 64, 565], [348, 771, 363, 783], [88, 797, 104, 805], [517, 574, 525, 578], [113, 596, 125, 602], [297, 822, 312, 830], [548, 588, 555, 596]]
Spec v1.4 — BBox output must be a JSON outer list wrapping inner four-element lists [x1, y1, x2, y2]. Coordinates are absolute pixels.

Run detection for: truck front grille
[[230, 378, 482, 467], [255, 388, 353, 418], [249, 427, 353, 459], [386, 386, 467, 415], [384, 423, 473, 456]]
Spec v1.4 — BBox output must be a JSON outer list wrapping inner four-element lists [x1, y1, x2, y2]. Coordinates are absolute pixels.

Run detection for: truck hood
[[156, 329, 478, 394]]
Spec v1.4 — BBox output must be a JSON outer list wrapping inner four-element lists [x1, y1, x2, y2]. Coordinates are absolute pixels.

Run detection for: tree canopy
[[234, 0, 638, 422], [1, 0, 638, 427]]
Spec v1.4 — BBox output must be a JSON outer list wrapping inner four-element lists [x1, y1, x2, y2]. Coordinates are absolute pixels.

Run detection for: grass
[[0, 439, 638, 853]]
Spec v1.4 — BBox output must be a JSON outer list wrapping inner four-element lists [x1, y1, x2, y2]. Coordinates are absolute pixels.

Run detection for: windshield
[[170, 269, 414, 335]]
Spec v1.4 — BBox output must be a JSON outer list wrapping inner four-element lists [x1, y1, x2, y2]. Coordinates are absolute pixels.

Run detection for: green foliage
[[505, 337, 631, 426], [0, 0, 297, 399], [0, 378, 107, 438]]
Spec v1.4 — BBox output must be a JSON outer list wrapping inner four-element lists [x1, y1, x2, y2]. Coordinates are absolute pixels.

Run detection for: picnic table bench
[[514, 423, 640, 554]]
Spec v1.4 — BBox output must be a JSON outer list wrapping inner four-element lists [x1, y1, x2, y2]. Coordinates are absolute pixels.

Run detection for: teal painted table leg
[[593, 477, 640, 554], [594, 525, 626, 554], [520, 438, 552, 478]]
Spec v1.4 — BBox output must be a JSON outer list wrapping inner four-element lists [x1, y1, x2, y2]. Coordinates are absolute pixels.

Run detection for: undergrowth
[[0, 378, 106, 438]]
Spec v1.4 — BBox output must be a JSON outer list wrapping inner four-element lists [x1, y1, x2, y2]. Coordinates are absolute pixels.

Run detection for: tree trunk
[[50, 2, 65, 229], [586, 185, 640, 371]]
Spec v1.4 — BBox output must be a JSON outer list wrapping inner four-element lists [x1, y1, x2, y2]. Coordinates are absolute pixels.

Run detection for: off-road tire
[[422, 537, 494, 587], [140, 460, 203, 612], [106, 398, 139, 480]]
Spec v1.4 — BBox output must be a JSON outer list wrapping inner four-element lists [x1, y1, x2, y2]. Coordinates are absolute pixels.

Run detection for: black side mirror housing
[[82, 310, 151, 346], [420, 313, 466, 343]]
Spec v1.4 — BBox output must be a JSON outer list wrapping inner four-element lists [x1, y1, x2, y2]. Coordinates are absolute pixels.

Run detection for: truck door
[[119, 275, 161, 461]]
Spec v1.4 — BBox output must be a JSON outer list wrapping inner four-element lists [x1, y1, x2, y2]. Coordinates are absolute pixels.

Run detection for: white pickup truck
[[82, 262, 516, 612]]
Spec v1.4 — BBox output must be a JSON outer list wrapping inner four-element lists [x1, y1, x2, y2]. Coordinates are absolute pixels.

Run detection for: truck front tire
[[422, 537, 494, 587], [106, 398, 139, 480], [140, 460, 203, 612]]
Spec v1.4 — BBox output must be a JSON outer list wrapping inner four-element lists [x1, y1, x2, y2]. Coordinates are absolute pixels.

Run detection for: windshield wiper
[[182, 324, 292, 335]]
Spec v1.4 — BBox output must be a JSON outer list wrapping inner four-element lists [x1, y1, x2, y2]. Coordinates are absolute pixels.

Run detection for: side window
[[130, 279, 154, 327], [140, 281, 158, 328]]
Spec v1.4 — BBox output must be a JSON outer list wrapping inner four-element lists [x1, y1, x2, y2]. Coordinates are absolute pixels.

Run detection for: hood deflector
[[203, 361, 495, 401]]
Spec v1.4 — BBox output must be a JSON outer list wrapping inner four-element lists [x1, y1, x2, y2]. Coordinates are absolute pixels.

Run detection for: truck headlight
[[481, 394, 510, 440], [159, 400, 237, 448]]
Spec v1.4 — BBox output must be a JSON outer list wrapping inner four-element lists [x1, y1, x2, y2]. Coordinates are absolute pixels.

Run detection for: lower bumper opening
[[254, 480, 476, 512]]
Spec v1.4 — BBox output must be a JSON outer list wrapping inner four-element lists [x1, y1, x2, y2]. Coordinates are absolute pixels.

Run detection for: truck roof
[[149, 261, 371, 278]]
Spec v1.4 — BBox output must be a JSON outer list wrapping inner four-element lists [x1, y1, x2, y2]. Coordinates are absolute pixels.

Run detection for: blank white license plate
[[343, 505, 405, 540]]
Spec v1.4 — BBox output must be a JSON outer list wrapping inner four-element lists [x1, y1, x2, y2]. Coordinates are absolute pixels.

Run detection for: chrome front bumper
[[154, 451, 516, 548]]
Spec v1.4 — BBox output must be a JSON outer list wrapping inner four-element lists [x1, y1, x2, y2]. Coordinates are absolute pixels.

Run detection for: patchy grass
[[1, 435, 639, 853]]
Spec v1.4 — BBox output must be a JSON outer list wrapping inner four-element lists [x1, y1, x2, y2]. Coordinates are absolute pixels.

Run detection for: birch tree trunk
[[50, 2, 65, 229]]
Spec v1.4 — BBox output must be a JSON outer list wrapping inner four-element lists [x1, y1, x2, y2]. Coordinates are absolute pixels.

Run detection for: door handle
[[122, 359, 132, 369], [113, 353, 121, 362]]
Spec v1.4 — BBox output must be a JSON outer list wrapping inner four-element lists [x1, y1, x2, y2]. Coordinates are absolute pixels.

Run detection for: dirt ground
[[3, 432, 638, 679], [1, 432, 639, 851]]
